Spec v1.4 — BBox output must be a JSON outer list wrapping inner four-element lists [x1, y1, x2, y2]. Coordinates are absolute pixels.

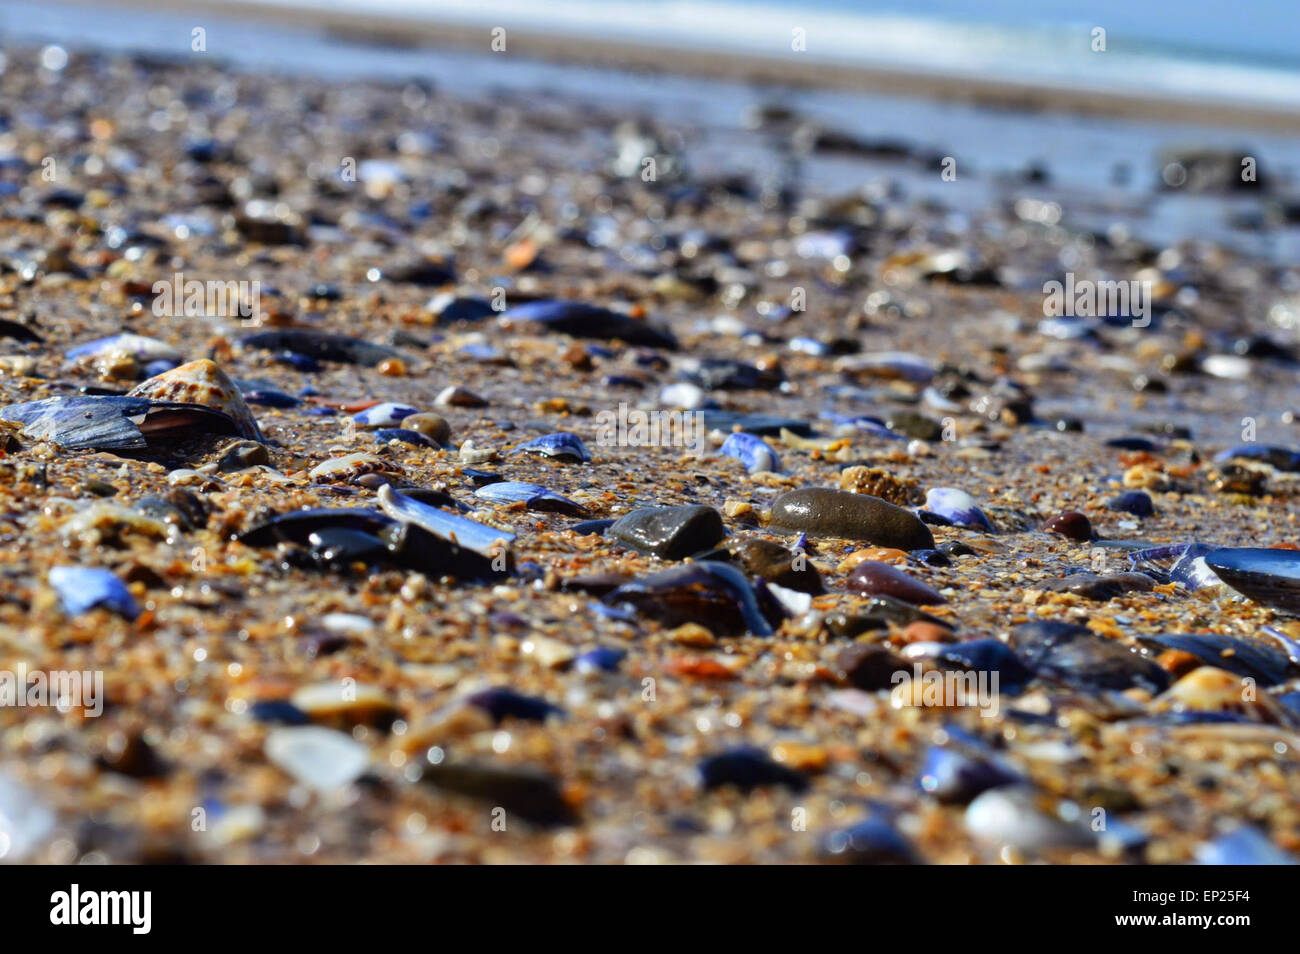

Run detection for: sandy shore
[[106, 0, 1300, 133]]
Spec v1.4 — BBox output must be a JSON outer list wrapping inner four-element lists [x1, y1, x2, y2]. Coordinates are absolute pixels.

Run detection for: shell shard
[[604, 560, 774, 636], [509, 431, 591, 463], [65, 333, 183, 364], [1128, 542, 1222, 590], [0, 394, 242, 450], [378, 485, 513, 560], [499, 300, 678, 350], [1203, 547, 1300, 614], [473, 480, 587, 515], [128, 359, 263, 441], [49, 565, 139, 619], [353, 402, 418, 428], [923, 487, 993, 530], [719, 431, 780, 473], [239, 329, 416, 368]]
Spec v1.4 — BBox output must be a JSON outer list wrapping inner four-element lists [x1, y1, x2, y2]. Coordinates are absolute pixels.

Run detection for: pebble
[[846, 561, 945, 605], [420, 761, 576, 827], [1106, 490, 1154, 517], [464, 687, 564, 724], [435, 385, 488, 407], [965, 787, 1094, 854], [1040, 571, 1156, 601], [264, 727, 369, 792], [822, 812, 919, 864], [697, 746, 808, 793], [48, 566, 139, 619], [400, 412, 451, 443], [767, 488, 934, 550], [0, 771, 55, 862], [1043, 511, 1093, 542], [607, 504, 725, 560], [918, 744, 1023, 804]]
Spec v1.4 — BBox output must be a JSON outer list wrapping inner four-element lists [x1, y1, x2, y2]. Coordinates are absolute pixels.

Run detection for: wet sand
[[0, 32, 1298, 865]]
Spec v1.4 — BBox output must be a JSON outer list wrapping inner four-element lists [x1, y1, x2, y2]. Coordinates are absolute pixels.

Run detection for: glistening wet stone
[[607, 504, 725, 560], [767, 488, 934, 550]]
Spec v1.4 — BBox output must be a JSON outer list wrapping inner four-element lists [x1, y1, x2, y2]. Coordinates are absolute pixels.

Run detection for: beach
[[0, 1, 1298, 865]]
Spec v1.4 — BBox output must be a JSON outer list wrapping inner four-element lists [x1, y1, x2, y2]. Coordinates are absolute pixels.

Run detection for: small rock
[[1043, 511, 1092, 542], [264, 727, 369, 792], [768, 488, 933, 550], [608, 504, 725, 560], [847, 561, 945, 605]]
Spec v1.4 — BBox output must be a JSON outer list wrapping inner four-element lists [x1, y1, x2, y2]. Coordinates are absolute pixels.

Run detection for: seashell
[[48, 566, 139, 619], [720, 431, 779, 473], [60, 503, 171, 545], [128, 359, 262, 441], [902, 638, 1033, 690], [835, 351, 937, 383], [239, 329, 417, 368], [923, 487, 993, 530], [697, 746, 808, 792], [1196, 826, 1297, 865], [248, 700, 312, 725], [1203, 547, 1300, 614], [820, 411, 906, 440], [699, 410, 812, 436], [677, 357, 779, 392], [427, 293, 495, 322], [241, 388, 300, 408], [0, 395, 243, 451], [1106, 490, 1154, 517], [464, 687, 563, 724], [1011, 621, 1168, 693], [918, 740, 1022, 804], [1135, 632, 1294, 686], [352, 402, 418, 428], [264, 726, 369, 792], [575, 647, 626, 673], [822, 811, 919, 864], [1127, 542, 1222, 591], [373, 428, 439, 448], [474, 481, 586, 515], [1153, 666, 1286, 723], [435, 385, 487, 407], [966, 787, 1095, 854], [239, 508, 398, 547], [509, 431, 591, 463], [605, 560, 774, 636], [1214, 443, 1300, 471], [0, 771, 55, 862], [377, 485, 513, 561], [308, 452, 400, 483], [499, 299, 678, 350], [65, 332, 182, 365], [724, 537, 823, 594], [291, 682, 398, 725]]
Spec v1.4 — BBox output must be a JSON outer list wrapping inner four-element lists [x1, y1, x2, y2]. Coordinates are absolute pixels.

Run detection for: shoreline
[[97, 0, 1300, 133]]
